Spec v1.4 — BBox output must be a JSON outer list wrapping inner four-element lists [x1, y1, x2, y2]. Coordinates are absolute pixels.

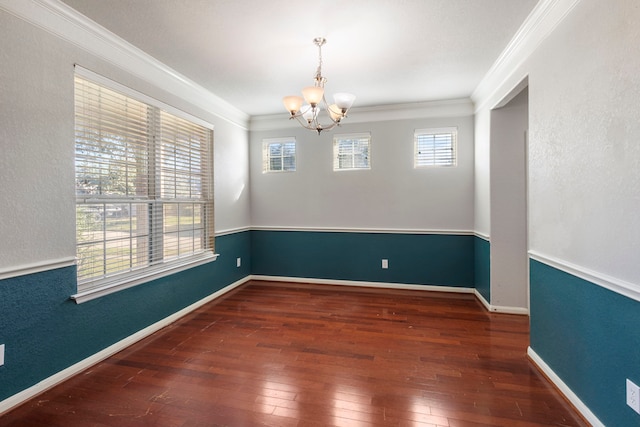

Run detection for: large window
[[263, 138, 296, 173], [414, 128, 457, 167], [74, 69, 215, 297], [333, 133, 371, 170]]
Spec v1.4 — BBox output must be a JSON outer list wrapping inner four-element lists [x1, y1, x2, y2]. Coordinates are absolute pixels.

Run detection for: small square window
[[333, 133, 371, 171], [414, 128, 457, 167], [263, 138, 296, 173]]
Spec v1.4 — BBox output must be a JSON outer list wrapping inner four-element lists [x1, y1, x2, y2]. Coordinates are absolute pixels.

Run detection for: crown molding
[[471, 0, 581, 112], [249, 98, 474, 132], [0, 0, 250, 129]]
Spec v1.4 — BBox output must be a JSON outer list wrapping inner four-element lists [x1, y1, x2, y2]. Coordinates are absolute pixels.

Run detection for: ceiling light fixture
[[283, 37, 356, 134]]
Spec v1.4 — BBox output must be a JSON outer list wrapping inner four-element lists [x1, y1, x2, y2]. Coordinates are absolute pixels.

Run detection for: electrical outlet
[[381, 259, 388, 269], [236, 257, 241, 268], [627, 379, 640, 414], [0, 344, 5, 366]]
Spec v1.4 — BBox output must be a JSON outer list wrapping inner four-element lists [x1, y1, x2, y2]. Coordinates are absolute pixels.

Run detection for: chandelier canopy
[[283, 37, 356, 134]]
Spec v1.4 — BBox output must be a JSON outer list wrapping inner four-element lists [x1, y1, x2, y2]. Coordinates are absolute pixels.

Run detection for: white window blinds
[[333, 133, 371, 170], [74, 72, 214, 292], [262, 138, 296, 172], [414, 128, 457, 167]]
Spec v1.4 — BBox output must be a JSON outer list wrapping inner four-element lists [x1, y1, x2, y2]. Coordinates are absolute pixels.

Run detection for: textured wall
[[530, 259, 640, 427], [0, 11, 76, 268], [528, 0, 640, 285]]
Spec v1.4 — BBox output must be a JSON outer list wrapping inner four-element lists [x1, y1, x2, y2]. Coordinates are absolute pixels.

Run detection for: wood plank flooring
[[0, 280, 587, 427]]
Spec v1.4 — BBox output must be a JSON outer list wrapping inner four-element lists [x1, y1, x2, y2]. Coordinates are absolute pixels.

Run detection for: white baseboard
[[0, 276, 251, 416], [474, 289, 492, 311], [490, 305, 529, 315], [252, 275, 530, 315], [250, 275, 476, 294], [527, 347, 604, 427], [473, 289, 529, 315]]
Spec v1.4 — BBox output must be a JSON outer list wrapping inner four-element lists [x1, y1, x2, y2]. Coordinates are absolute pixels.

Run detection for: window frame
[[333, 132, 371, 171], [72, 66, 217, 303], [414, 127, 457, 168], [262, 137, 297, 173]]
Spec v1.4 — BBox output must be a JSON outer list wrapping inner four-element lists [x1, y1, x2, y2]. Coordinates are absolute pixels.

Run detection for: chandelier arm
[[320, 95, 342, 125], [291, 114, 315, 130], [289, 105, 321, 131]]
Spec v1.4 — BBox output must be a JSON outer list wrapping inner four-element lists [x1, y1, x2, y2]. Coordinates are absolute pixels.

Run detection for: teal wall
[[474, 236, 490, 302], [251, 230, 474, 287], [530, 259, 640, 427], [0, 231, 250, 402]]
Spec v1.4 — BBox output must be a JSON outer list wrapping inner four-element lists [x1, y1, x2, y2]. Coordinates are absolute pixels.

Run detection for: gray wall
[[490, 88, 529, 309], [250, 116, 475, 232], [527, 0, 640, 285]]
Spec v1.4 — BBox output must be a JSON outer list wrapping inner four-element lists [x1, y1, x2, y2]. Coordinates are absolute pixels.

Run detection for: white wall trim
[[0, 227, 471, 282], [0, 257, 76, 281], [527, 347, 604, 427], [0, 276, 251, 416], [471, 0, 581, 112], [250, 275, 475, 295], [215, 226, 251, 237], [474, 232, 490, 241], [250, 98, 475, 132], [251, 226, 474, 235], [473, 290, 529, 315], [0, 0, 249, 129], [529, 251, 640, 303], [491, 304, 529, 315], [253, 275, 528, 315], [474, 289, 492, 311]]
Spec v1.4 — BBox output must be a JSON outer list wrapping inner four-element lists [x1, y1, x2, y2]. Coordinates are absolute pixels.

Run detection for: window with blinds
[[333, 133, 371, 170], [414, 128, 457, 167], [263, 138, 296, 173], [74, 71, 214, 294]]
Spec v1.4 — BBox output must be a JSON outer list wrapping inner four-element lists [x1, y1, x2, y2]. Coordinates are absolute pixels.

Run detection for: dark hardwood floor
[[0, 280, 587, 427]]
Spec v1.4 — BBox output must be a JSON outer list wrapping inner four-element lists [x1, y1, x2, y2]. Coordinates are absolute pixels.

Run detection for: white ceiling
[[60, 0, 538, 117]]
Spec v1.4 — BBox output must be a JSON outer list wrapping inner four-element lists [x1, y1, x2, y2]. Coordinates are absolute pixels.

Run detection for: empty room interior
[[0, 0, 639, 426]]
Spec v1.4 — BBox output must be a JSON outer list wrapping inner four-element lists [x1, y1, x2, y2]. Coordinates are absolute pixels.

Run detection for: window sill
[[71, 252, 219, 304]]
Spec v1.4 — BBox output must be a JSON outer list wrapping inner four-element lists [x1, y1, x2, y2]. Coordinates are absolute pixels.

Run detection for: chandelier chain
[[314, 37, 325, 86]]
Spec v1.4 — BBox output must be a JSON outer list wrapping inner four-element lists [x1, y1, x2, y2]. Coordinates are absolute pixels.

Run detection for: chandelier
[[282, 37, 356, 134]]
